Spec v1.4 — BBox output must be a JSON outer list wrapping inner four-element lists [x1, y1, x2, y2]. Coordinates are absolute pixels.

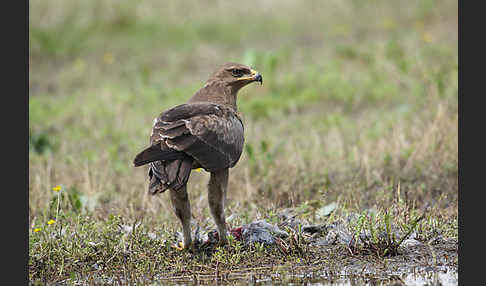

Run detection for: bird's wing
[[151, 102, 245, 171]]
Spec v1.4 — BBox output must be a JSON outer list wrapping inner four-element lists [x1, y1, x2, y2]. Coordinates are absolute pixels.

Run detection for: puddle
[[58, 265, 457, 285], [401, 266, 457, 286], [243, 266, 458, 286], [149, 266, 457, 285]]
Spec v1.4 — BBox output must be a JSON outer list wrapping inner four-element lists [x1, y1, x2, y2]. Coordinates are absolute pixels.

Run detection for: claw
[[172, 241, 196, 252], [172, 241, 185, 251]]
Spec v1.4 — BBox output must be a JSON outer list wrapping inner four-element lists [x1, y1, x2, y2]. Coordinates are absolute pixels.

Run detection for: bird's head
[[209, 62, 263, 92]]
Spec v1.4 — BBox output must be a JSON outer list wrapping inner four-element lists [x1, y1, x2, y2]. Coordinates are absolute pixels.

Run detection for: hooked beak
[[250, 68, 263, 85], [238, 68, 263, 85], [254, 73, 263, 85]]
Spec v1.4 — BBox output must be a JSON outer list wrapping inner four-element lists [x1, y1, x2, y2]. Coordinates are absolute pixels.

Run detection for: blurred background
[[29, 0, 458, 224]]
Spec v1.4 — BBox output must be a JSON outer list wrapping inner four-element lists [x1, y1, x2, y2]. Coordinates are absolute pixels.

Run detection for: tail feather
[[175, 159, 193, 187], [135, 143, 194, 194], [166, 159, 182, 184], [133, 143, 185, 167], [148, 157, 194, 194]]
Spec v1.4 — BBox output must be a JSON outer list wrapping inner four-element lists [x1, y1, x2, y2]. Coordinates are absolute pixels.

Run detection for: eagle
[[133, 63, 262, 249]]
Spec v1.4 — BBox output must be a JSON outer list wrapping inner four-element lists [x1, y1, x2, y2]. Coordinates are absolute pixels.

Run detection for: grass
[[29, 0, 457, 284], [29, 191, 457, 284]]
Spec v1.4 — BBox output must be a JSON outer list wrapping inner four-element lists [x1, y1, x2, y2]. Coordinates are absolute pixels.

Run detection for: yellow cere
[[52, 186, 61, 192], [195, 168, 202, 172], [237, 68, 258, 81], [47, 220, 56, 225]]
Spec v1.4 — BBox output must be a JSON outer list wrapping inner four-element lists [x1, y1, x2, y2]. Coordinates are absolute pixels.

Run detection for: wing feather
[[151, 103, 244, 171]]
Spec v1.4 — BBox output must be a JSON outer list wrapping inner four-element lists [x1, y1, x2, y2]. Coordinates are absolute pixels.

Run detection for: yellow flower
[[382, 17, 396, 30], [331, 24, 350, 36], [52, 186, 61, 192], [423, 32, 433, 43], [415, 20, 424, 30], [47, 219, 56, 225], [73, 58, 86, 72], [104, 52, 114, 65], [33, 228, 41, 232]]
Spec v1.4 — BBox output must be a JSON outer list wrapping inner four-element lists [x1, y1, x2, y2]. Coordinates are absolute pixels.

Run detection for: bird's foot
[[172, 241, 195, 252], [172, 241, 185, 251]]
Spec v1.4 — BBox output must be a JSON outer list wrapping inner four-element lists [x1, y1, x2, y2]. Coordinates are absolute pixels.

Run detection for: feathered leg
[[208, 168, 229, 245], [169, 185, 193, 249]]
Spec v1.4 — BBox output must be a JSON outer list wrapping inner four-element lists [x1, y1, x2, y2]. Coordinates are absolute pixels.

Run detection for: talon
[[172, 241, 185, 251]]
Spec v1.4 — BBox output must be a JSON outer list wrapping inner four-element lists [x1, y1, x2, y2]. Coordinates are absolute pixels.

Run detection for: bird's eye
[[231, 69, 243, 77]]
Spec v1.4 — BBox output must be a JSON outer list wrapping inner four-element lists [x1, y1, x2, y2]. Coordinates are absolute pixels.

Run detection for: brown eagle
[[133, 63, 262, 249]]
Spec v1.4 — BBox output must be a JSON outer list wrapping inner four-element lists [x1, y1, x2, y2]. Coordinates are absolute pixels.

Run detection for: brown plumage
[[133, 62, 262, 249]]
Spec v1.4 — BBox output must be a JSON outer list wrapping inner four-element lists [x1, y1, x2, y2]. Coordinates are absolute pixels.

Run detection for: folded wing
[[133, 102, 245, 193], [152, 102, 245, 171]]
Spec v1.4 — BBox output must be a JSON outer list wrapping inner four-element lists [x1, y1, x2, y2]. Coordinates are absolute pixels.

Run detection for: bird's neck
[[188, 81, 238, 111]]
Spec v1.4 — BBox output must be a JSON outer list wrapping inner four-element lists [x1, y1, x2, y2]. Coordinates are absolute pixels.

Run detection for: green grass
[[29, 191, 457, 284], [29, 0, 457, 284]]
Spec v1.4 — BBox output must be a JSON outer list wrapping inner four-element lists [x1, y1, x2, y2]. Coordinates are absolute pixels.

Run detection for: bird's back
[[153, 102, 244, 171]]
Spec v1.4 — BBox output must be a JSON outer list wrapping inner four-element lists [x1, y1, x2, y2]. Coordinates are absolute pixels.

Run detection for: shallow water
[[241, 266, 456, 286], [58, 265, 457, 286], [401, 267, 457, 286], [308, 267, 456, 286], [57, 261, 457, 286], [146, 265, 457, 286]]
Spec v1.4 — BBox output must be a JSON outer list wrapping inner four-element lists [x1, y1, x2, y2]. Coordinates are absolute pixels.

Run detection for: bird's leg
[[208, 169, 229, 245], [169, 185, 193, 250]]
